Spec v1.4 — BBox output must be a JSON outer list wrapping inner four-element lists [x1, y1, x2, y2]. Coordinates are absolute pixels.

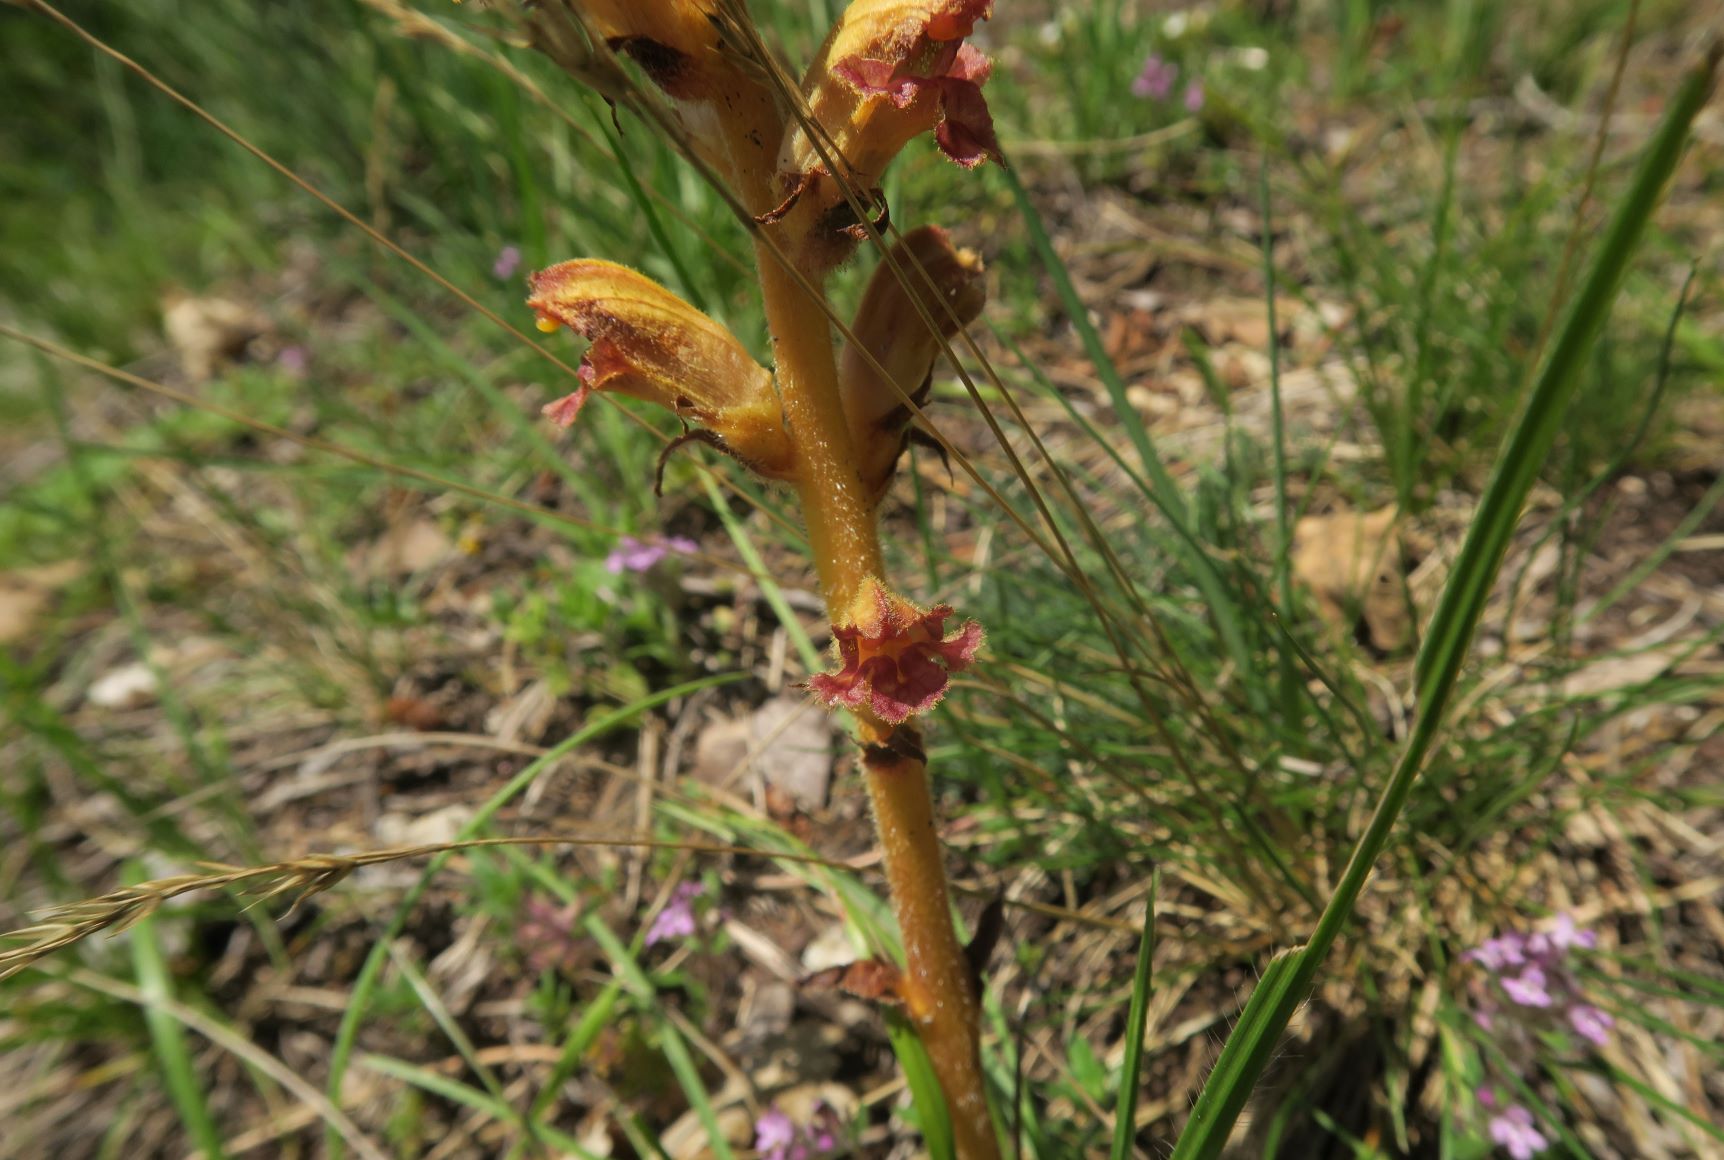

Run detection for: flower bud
[[529, 260, 795, 482], [839, 226, 984, 502]]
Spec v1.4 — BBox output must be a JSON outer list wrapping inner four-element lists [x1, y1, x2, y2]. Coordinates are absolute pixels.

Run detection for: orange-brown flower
[[529, 260, 796, 481], [781, 0, 999, 189], [552, 0, 784, 199], [840, 225, 985, 502], [809, 578, 983, 723]]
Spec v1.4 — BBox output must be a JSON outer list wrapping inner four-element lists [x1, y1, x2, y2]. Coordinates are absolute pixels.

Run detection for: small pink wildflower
[[1543, 913, 1596, 952], [807, 1100, 840, 1150], [1500, 966, 1553, 1008], [1487, 1105, 1548, 1159], [1183, 78, 1205, 112], [493, 244, 523, 281], [753, 1102, 843, 1160], [1131, 54, 1176, 100], [1466, 933, 1528, 972], [644, 881, 703, 947], [753, 1108, 799, 1159], [605, 534, 699, 574], [1569, 1004, 1613, 1047], [276, 345, 309, 378]]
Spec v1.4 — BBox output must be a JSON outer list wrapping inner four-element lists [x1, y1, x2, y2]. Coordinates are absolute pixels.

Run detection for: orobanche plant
[[517, 0, 1001, 1153]]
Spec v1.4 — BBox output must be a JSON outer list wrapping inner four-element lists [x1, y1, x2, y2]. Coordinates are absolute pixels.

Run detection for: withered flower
[[808, 577, 983, 724], [529, 261, 796, 482], [840, 225, 985, 501]]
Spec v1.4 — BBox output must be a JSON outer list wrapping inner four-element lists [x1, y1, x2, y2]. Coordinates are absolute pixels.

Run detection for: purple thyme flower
[[754, 1108, 800, 1160], [493, 244, 523, 281], [1500, 966, 1554, 1008], [1466, 933, 1529, 972], [644, 881, 703, 947], [604, 534, 698, 574], [1569, 1004, 1613, 1047], [1466, 920, 1610, 1154], [1543, 913, 1596, 952], [754, 1102, 844, 1160], [1183, 78, 1205, 112], [1488, 1105, 1548, 1159], [516, 895, 584, 975], [276, 345, 309, 378], [807, 1100, 840, 1151], [1131, 54, 1177, 100]]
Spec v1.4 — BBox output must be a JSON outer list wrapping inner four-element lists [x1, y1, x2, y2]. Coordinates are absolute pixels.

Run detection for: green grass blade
[[1000, 165, 1171, 507], [1257, 154, 1299, 720], [586, 920, 736, 1160], [1170, 45, 1719, 1160], [998, 166, 1259, 702], [1109, 870, 1158, 1160], [324, 671, 744, 1157], [1606, 1067, 1724, 1145], [359, 1054, 603, 1159], [1173, 948, 1302, 1156], [886, 1011, 957, 1160], [699, 475, 820, 670], [128, 869, 229, 1160]]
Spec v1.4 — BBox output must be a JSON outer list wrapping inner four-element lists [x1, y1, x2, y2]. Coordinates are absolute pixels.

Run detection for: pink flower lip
[[829, 25, 1001, 168], [808, 580, 984, 724]]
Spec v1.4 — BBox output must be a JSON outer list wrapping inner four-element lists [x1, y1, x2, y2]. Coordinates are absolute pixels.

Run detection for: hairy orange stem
[[754, 241, 997, 1160]]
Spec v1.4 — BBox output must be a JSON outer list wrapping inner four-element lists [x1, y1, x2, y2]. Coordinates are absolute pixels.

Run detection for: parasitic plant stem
[[861, 744, 996, 1159], [522, 2, 1006, 1152], [754, 253, 886, 605], [755, 244, 998, 1159]]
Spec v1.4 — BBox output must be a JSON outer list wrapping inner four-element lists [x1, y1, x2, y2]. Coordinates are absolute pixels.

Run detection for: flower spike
[[809, 577, 983, 723], [529, 261, 796, 482]]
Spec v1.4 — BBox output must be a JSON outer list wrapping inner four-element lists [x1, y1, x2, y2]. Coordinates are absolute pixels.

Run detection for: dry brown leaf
[[87, 661, 159, 710], [1177, 296, 1303, 350], [349, 517, 453, 579], [1293, 505, 1411, 651], [161, 291, 266, 382], [801, 957, 904, 1005], [692, 695, 834, 809], [748, 696, 834, 811], [1561, 645, 1686, 699], [0, 559, 82, 645]]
